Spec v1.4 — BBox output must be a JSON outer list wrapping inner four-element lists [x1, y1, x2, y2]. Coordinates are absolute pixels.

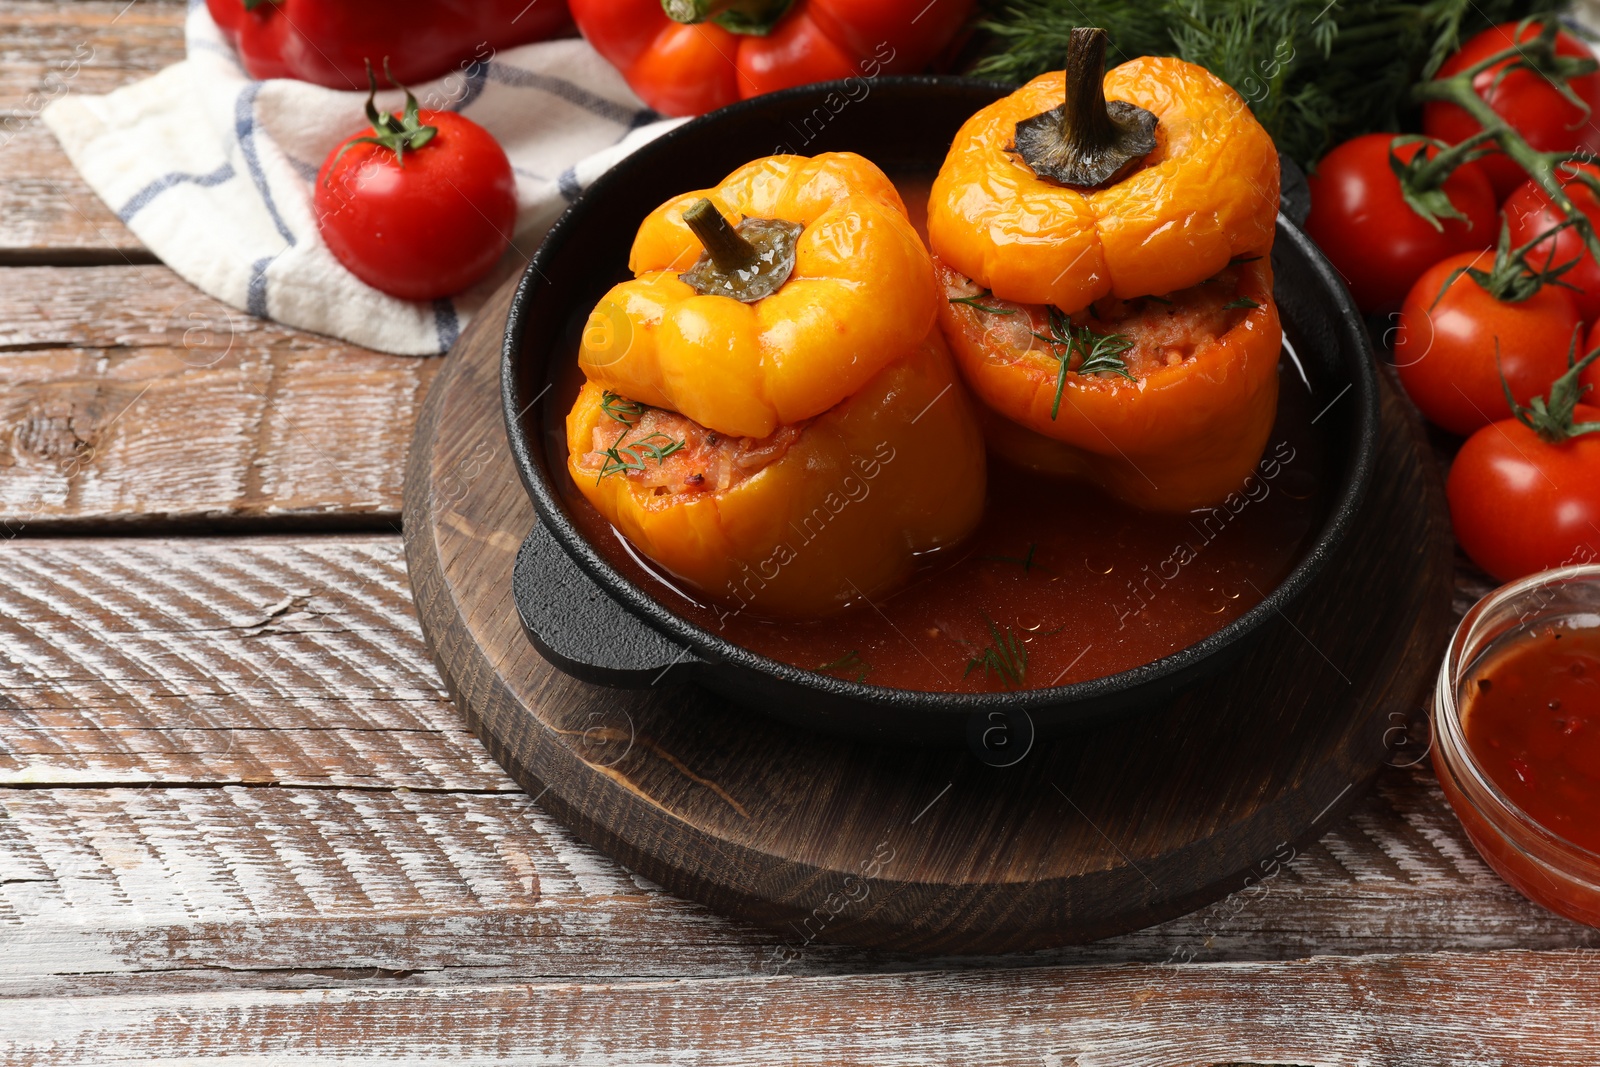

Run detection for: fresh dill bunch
[[972, 0, 1566, 165]]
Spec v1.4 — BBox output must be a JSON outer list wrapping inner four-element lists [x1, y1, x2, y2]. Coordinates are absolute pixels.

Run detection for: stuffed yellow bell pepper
[[927, 28, 1283, 512], [567, 152, 985, 618], [580, 152, 941, 439]]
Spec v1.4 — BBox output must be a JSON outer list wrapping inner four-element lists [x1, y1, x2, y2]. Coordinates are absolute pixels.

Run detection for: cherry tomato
[[1449, 403, 1600, 581], [316, 108, 515, 302], [1306, 134, 1497, 314], [1505, 163, 1600, 323], [1393, 251, 1580, 435], [1423, 21, 1600, 201]]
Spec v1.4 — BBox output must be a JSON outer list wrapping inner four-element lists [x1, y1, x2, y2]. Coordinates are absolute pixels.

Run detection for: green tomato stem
[[1405, 128, 1495, 189], [1411, 27, 1600, 264]]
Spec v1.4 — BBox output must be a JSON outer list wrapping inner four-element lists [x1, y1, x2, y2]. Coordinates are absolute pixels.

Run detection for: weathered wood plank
[[3, 772, 1597, 998], [0, 122, 147, 263], [0, 786, 794, 993], [0, 538, 1594, 996], [0, 1, 185, 113], [0, 269, 433, 530], [1, 3, 1583, 1050], [0, 537, 486, 787], [0, 0, 422, 530], [6, 950, 1600, 1065], [0, 2, 186, 260]]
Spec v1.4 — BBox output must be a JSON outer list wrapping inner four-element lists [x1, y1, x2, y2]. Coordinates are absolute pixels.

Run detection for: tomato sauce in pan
[[559, 174, 1332, 693]]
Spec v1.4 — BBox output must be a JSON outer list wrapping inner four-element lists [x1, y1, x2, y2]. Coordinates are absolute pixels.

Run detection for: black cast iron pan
[[502, 76, 1377, 745]]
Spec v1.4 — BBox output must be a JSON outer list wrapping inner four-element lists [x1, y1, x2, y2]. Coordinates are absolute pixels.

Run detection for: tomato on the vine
[[1449, 348, 1600, 581], [1306, 133, 1497, 314], [1422, 21, 1600, 201], [1506, 163, 1600, 323], [316, 73, 516, 302], [1393, 245, 1580, 436]]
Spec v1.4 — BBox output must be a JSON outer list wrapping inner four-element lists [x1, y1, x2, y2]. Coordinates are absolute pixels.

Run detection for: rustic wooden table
[[3, 4, 1599, 1063]]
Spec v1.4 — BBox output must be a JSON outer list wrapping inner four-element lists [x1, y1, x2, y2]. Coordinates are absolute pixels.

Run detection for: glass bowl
[[1433, 563, 1600, 927]]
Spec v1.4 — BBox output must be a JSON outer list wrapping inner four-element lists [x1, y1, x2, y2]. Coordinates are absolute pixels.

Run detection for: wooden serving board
[[402, 277, 1456, 955]]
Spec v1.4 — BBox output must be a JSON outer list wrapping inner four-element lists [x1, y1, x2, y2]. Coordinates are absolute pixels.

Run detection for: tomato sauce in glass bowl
[[1433, 564, 1600, 926]]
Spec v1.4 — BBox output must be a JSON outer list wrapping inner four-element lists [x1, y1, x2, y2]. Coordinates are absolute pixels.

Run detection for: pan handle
[[514, 524, 701, 689]]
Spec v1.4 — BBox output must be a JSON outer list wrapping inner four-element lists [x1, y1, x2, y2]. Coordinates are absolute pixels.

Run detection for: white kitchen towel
[[43, 1, 682, 355]]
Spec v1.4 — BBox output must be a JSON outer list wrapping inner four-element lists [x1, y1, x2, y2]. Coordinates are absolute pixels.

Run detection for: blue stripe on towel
[[451, 62, 490, 113], [433, 299, 460, 352], [557, 167, 582, 203], [234, 83, 296, 320], [285, 155, 320, 184], [235, 82, 296, 246], [484, 64, 639, 125], [246, 255, 276, 318], [116, 161, 236, 222]]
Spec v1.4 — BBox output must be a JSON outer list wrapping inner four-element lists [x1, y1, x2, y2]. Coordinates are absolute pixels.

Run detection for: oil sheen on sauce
[[559, 173, 1331, 694], [1461, 620, 1600, 853]]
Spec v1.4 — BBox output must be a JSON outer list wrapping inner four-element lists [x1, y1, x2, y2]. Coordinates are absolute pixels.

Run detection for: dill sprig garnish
[[600, 390, 645, 425], [949, 289, 1018, 316], [971, 0, 1563, 165], [1223, 297, 1262, 310], [1032, 306, 1136, 419], [597, 430, 685, 481], [1076, 332, 1138, 376], [964, 617, 1029, 689], [818, 650, 871, 682]]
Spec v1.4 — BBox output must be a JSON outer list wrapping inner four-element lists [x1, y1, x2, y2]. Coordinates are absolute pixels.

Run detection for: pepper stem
[[663, 0, 733, 19], [661, 0, 793, 35], [1061, 30, 1117, 161], [682, 199, 758, 273], [1012, 28, 1158, 188], [678, 199, 803, 303]]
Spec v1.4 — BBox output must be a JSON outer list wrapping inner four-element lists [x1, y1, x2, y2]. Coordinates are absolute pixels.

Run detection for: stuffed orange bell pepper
[[939, 259, 1280, 512], [927, 28, 1282, 512], [567, 152, 985, 618]]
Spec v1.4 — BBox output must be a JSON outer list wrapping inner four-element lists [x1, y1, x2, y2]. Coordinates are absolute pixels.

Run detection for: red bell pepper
[[569, 0, 975, 117], [206, 0, 572, 90]]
